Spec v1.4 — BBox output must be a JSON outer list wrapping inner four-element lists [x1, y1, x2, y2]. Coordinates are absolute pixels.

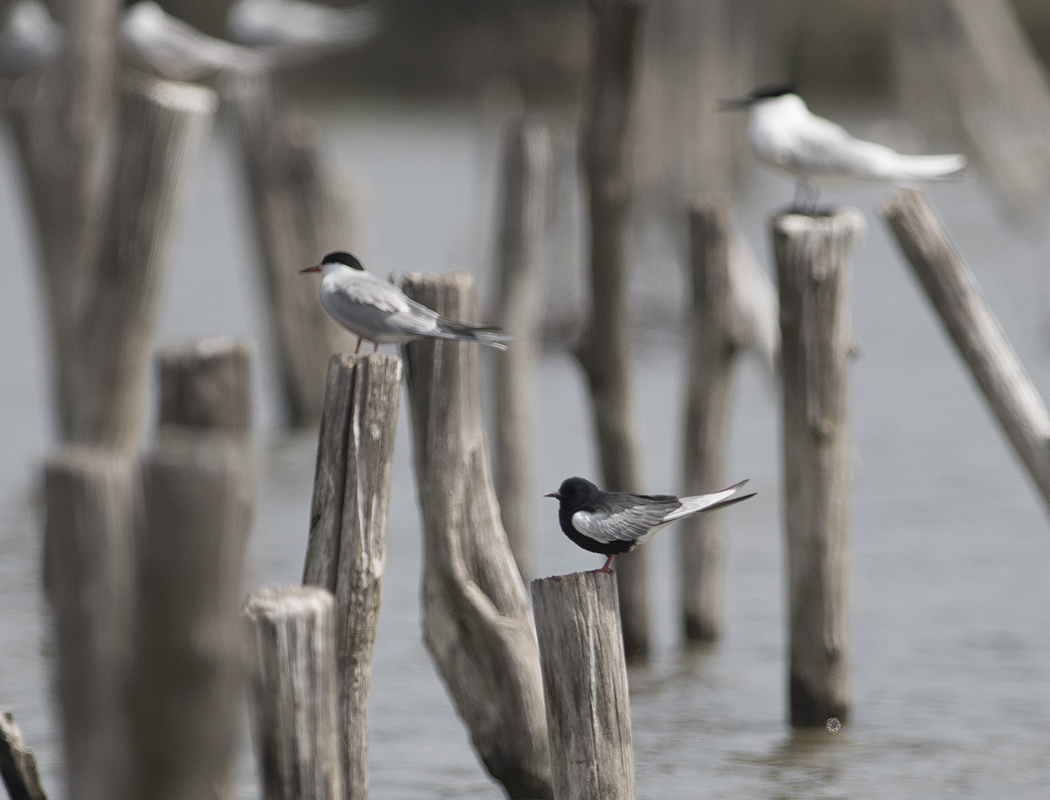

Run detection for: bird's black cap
[[321, 251, 364, 270], [545, 477, 600, 507], [719, 83, 798, 110]]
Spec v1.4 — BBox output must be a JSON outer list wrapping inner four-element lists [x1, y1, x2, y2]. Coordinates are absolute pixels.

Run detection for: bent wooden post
[[43, 449, 135, 800], [881, 188, 1050, 512], [400, 273, 553, 800], [303, 353, 402, 800], [246, 586, 343, 800], [772, 208, 863, 728], [532, 572, 635, 800], [492, 119, 551, 579], [679, 199, 745, 642]]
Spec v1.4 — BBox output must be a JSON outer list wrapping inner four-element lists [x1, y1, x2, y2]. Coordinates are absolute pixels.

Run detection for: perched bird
[[545, 477, 755, 573], [721, 85, 966, 211], [226, 0, 380, 64], [0, 0, 63, 76], [121, 1, 266, 82], [299, 251, 511, 353]]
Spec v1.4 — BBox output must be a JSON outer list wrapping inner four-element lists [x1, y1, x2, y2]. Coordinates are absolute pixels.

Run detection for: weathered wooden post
[[577, 0, 651, 661], [156, 338, 253, 437], [679, 199, 746, 642], [0, 709, 47, 800], [302, 353, 402, 800], [492, 119, 551, 579], [222, 70, 351, 427], [43, 448, 135, 800], [772, 208, 863, 727], [400, 273, 553, 799], [126, 433, 254, 800], [245, 585, 343, 800], [882, 188, 1050, 511], [3, 72, 217, 450], [532, 572, 635, 800]]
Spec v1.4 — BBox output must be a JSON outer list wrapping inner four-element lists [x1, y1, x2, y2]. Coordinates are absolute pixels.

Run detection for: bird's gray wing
[[572, 495, 680, 544], [780, 115, 901, 178], [327, 272, 419, 315]]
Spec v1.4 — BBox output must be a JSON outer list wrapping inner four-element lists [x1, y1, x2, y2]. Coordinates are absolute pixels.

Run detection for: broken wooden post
[[302, 353, 402, 800], [43, 448, 135, 800], [246, 585, 343, 800], [577, 0, 651, 661], [0, 709, 48, 800], [882, 187, 1050, 511], [532, 572, 635, 800], [156, 338, 253, 437], [222, 70, 351, 427], [126, 434, 254, 800], [400, 272, 553, 800], [679, 199, 745, 642], [492, 119, 551, 579], [772, 208, 863, 727]]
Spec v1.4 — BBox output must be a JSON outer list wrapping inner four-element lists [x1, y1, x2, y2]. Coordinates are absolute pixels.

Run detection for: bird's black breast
[[556, 504, 636, 556]]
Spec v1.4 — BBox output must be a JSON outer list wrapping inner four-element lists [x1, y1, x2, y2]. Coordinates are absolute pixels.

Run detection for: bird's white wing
[[778, 114, 906, 179], [662, 480, 753, 524], [324, 271, 420, 315], [572, 495, 681, 544]]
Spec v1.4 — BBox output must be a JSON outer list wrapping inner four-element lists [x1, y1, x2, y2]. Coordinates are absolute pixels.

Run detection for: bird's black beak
[[718, 96, 754, 111], [299, 264, 322, 274], [544, 492, 560, 500]]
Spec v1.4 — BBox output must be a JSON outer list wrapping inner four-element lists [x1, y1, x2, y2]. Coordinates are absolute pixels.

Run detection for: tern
[[721, 85, 966, 211], [227, 0, 380, 64], [121, 1, 267, 82], [299, 251, 511, 353], [545, 477, 754, 573], [0, 0, 63, 76]]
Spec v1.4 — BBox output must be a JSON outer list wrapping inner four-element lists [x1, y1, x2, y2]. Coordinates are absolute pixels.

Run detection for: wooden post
[[126, 435, 254, 800], [43, 448, 135, 800], [772, 208, 863, 728], [881, 188, 1050, 511], [0, 709, 47, 800], [245, 586, 343, 800], [400, 273, 553, 800], [531, 572, 635, 800], [577, 0, 650, 661], [156, 338, 253, 437], [4, 74, 216, 450], [222, 70, 351, 427], [492, 119, 551, 579], [679, 200, 745, 642], [302, 353, 402, 800]]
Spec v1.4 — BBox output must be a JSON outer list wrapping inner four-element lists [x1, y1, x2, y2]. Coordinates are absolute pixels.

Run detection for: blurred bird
[[0, 0, 63, 76], [721, 85, 967, 211], [121, 1, 266, 82], [299, 251, 512, 353], [227, 0, 380, 63], [545, 477, 754, 573]]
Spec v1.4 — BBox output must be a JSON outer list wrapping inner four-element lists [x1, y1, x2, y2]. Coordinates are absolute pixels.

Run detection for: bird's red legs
[[354, 337, 363, 354], [590, 554, 615, 573]]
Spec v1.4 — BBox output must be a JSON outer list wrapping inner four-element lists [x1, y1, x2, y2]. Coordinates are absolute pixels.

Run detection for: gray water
[[2, 102, 1050, 799]]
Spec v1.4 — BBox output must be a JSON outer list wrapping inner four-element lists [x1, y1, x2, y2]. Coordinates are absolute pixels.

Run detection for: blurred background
[[2, 1, 1050, 798]]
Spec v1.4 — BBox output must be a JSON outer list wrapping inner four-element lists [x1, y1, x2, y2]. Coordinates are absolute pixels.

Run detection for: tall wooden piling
[[223, 70, 351, 427], [532, 572, 635, 800], [0, 709, 47, 800], [679, 199, 745, 642], [43, 449, 135, 800], [577, 0, 651, 661], [246, 586, 343, 800], [127, 434, 254, 800], [302, 353, 402, 800], [882, 188, 1050, 512], [492, 119, 551, 580], [400, 273, 553, 800], [772, 208, 863, 727]]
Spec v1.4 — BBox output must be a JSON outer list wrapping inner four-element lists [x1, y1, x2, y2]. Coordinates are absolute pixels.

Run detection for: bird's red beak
[[544, 492, 560, 499], [298, 264, 322, 274]]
